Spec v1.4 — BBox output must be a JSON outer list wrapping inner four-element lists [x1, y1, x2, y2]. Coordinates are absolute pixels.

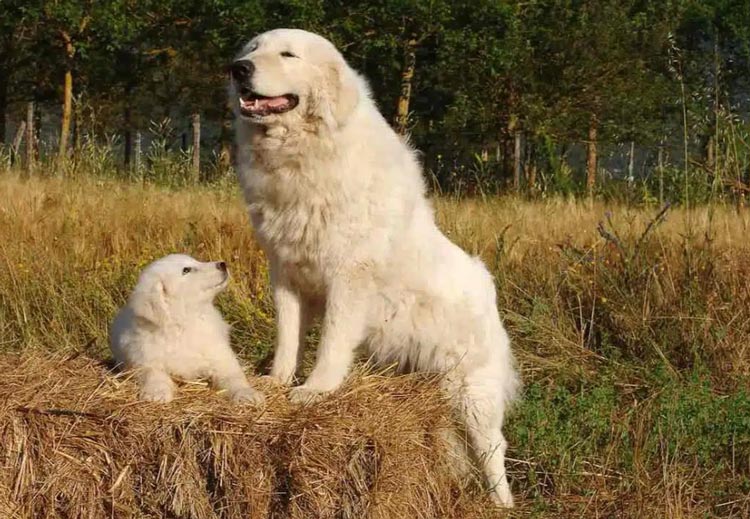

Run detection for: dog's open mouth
[[239, 93, 299, 117], [210, 272, 230, 292]]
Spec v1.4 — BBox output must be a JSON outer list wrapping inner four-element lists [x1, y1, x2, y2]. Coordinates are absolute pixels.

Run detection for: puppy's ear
[[129, 279, 168, 326], [317, 59, 360, 128]]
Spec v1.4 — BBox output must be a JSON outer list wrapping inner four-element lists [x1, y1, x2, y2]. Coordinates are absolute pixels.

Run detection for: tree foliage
[[1, 0, 749, 197]]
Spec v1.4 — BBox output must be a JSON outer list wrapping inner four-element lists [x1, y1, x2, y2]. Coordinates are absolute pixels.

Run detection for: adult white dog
[[230, 29, 519, 506], [110, 254, 264, 405]]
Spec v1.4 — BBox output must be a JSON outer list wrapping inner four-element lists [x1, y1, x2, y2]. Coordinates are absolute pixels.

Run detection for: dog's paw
[[140, 383, 174, 403], [268, 367, 295, 386], [288, 385, 328, 405], [490, 483, 515, 508], [229, 387, 265, 406]]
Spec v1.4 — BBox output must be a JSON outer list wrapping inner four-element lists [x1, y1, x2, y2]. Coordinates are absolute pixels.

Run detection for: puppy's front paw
[[289, 385, 328, 405], [140, 382, 174, 403], [230, 387, 265, 406]]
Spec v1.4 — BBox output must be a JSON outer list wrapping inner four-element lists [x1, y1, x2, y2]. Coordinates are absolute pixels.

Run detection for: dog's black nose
[[217, 261, 227, 272], [230, 60, 254, 81]]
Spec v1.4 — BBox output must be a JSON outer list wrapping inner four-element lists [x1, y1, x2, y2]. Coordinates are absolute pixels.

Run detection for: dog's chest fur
[[239, 139, 349, 294]]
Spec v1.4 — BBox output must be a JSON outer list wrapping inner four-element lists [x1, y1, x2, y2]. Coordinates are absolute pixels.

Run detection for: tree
[[675, 0, 750, 189], [30, 1, 99, 160], [514, 0, 679, 196], [0, 3, 42, 144]]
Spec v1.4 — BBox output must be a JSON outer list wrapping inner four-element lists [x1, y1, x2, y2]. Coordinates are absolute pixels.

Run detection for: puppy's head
[[128, 254, 229, 325], [229, 28, 362, 130]]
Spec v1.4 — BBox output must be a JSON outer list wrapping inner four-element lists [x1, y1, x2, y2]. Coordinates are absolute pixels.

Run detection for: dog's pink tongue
[[240, 96, 288, 111], [262, 96, 288, 108]]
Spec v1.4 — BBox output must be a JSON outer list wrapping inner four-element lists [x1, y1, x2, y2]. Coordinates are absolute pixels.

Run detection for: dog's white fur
[[231, 29, 519, 506], [110, 254, 263, 405]]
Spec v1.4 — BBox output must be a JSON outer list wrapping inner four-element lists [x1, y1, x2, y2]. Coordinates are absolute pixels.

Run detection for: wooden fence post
[[191, 113, 200, 183], [134, 131, 142, 175], [513, 129, 522, 192], [627, 141, 635, 183], [586, 113, 598, 200], [658, 140, 665, 205], [11, 121, 25, 166], [25, 102, 34, 176]]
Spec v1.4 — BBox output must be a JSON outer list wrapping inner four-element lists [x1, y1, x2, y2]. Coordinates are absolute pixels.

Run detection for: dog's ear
[[129, 279, 168, 326], [319, 58, 361, 128]]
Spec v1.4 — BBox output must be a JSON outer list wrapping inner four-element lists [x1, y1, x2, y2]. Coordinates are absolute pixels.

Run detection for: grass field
[[1, 174, 750, 517]]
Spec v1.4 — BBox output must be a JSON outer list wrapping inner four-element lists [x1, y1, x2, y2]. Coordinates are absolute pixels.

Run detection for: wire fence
[[3, 100, 749, 205]]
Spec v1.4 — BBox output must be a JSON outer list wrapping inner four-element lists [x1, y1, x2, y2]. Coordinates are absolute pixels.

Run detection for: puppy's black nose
[[217, 261, 227, 272], [230, 60, 254, 82]]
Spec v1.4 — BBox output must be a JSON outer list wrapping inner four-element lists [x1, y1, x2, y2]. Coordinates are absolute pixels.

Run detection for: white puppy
[[230, 29, 519, 505], [110, 254, 263, 405]]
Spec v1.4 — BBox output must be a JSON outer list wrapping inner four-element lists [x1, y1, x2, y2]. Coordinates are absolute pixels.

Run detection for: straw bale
[[0, 353, 501, 518]]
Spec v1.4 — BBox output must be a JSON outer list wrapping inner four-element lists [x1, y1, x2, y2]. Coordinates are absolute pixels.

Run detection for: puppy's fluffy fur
[[230, 29, 519, 505], [110, 254, 263, 405]]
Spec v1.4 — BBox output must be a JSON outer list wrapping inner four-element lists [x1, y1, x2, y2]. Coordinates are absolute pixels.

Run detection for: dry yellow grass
[[0, 176, 270, 357], [435, 195, 750, 258], [4, 175, 749, 368], [2, 174, 750, 518]]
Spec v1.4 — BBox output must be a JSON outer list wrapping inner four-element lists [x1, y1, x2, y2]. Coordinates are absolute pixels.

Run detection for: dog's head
[[229, 28, 362, 130], [128, 254, 229, 325]]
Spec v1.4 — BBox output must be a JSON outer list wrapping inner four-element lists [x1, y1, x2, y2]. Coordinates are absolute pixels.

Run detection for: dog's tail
[[474, 255, 521, 408], [491, 314, 521, 408]]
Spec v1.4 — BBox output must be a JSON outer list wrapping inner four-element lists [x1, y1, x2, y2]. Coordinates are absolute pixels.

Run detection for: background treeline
[[2, 0, 750, 202]]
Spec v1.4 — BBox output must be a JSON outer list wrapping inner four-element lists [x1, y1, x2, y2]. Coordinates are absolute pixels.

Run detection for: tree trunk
[[34, 104, 41, 161], [0, 72, 7, 144], [191, 113, 200, 183], [25, 102, 34, 176], [395, 39, 417, 135], [713, 30, 720, 184], [218, 101, 233, 172], [58, 31, 75, 162], [586, 114, 598, 198]]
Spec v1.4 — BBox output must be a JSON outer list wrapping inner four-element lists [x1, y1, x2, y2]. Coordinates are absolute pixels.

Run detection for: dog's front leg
[[138, 368, 175, 403], [289, 276, 366, 404], [213, 366, 265, 405], [269, 264, 309, 385]]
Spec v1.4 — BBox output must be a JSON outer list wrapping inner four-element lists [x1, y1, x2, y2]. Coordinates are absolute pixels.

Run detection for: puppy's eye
[[182, 267, 192, 275], [280, 51, 297, 58]]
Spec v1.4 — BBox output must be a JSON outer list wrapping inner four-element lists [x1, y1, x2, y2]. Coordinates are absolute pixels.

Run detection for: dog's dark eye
[[182, 267, 192, 275], [280, 51, 297, 58]]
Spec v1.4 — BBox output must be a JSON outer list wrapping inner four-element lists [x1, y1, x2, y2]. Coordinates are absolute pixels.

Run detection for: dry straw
[[0, 353, 500, 519]]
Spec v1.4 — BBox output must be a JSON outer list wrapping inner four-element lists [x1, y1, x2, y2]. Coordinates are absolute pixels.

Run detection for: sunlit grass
[[1, 174, 749, 517]]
